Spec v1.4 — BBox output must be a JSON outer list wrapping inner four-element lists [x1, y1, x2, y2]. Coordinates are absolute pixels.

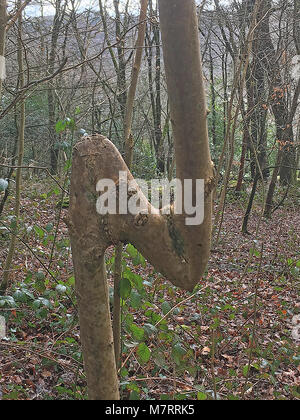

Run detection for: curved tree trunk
[[68, 0, 214, 400]]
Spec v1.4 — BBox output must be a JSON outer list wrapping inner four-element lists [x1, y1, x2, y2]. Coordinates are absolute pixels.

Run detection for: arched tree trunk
[[68, 0, 214, 400]]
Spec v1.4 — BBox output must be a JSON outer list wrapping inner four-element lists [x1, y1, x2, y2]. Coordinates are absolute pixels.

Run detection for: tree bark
[[113, 0, 148, 369], [1, 1, 25, 292], [0, 0, 7, 105], [209, 43, 217, 155], [264, 149, 283, 218], [124, 0, 148, 167], [145, 1, 164, 174], [48, 0, 66, 174]]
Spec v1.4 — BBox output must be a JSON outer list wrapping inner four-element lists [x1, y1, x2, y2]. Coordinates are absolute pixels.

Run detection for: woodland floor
[[0, 181, 299, 400]]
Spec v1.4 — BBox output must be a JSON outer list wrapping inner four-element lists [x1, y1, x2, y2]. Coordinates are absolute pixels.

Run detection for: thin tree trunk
[[257, 0, 300, 189], [235, 131, 248, 193], [113, 0, 128, 126], [145, 1, 164, 174], [113, 0, 148, 369], [0, 0, 7, 215], [242, 174, 259, 234], [209, 43, 217, 156], [0, 135, 18, 217], [236, 74, 251, 193], [48, 1, 66, 175], [214, 0, 259, 238], [0, 0, 7, 105], [123, 0, 148, 167], [264, 149, 282, 218], [1, 2, 25, 292], [112, 242, 122, 369]]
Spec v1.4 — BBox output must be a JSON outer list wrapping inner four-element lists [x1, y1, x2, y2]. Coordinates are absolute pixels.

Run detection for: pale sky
[[24, 0, 140, 17], [23, 0, 227, 17]]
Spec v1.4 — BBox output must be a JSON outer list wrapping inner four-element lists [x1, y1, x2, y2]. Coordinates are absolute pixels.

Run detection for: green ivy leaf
[[45, 223, 54, 233], [34, 226, 45, 239], [120, 277, 132, 300], [137, 342, 151, 365], [197, 392, 208, 400], [143, 323, 158, 337], [242, 365, 250, 377], [33, 298, 51, 310], [126, 244, 146, 267], [55, 120, 67, 134], [0, 295, 16, 308], [130, 290, 142, 309], [130, 323, 144, 341], [172, 343, 186, 365], [13, 289, 26, 302], [161, 301, 172, 315], [152, 349, 166, 368]]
